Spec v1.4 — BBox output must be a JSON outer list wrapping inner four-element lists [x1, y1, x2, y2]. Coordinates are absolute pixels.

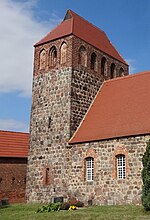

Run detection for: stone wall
[[26, 67, 72, 203], [27, 33, 129, 203], [67, 135, 149, 205], [0, 157, 27, 203]]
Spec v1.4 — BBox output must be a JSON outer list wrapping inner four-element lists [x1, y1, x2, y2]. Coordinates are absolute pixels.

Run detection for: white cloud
[[0, 0, 61, 97], [0, 118, 29, 132], [125, 59, 136, 74]]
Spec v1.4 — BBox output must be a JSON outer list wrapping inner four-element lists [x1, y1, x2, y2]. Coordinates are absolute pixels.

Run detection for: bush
[[142, 139, 150, 211], [69, 198, 84, 207], [60, 200, 84, 210], [73, 200, 84, 207], [60, 202, 70, 210], [37, 202, 61, 213]]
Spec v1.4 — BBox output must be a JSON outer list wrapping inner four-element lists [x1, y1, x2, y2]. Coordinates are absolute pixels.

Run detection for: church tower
[[26, 10, 128, 203]]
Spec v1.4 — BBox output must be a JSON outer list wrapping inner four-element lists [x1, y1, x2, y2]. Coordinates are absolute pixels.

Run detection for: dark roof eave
[[69, 132, 150, 145]]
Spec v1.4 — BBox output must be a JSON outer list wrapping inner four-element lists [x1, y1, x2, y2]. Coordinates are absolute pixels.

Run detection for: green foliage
[[1, 204, 150, 220], [60, 202, 70, 210], [36, 202, 61, 213], [70, 200, 84, 207], [142, 140, 150, 211]]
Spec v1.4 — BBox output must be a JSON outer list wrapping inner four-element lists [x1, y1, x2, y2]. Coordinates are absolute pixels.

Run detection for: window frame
[[116, 154, 126, 179], [86, 157, 94, 182]]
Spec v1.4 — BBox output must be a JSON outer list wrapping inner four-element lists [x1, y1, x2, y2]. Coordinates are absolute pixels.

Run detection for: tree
[[142, 139, 150, 211]]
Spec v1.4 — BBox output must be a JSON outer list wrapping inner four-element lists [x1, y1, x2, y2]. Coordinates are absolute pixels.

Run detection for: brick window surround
[[39, 49, 46, 70], [112, 145, 129, 179], [42, 165, 53, 185], [82, 148, 97, 181], [60, 42, 67, 64], [79, 46, 87, 67]]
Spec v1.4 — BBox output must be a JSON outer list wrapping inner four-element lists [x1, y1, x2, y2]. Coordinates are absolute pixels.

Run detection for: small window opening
[[86, 157, 94, 181], [119, 67, 124, 77], [49, 46, 57, 67], [101, 57, 106, 76], [91, 52, 97, 71], [116, 155, 126, 179], [12, 177, 15, 183], [60, 42, 67, 64], [79, 46, 87, 67], [39, 49, 46, 69], [48, 117, 51, 128], [46, 168, 50, 185], [110, 63, 115, 79]]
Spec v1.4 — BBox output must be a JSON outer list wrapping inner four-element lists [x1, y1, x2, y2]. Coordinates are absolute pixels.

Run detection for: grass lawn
[[0, 204, 150, 220]]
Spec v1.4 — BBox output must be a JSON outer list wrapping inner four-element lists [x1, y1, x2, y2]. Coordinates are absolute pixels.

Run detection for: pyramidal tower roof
[[35, 9, 127, 64]]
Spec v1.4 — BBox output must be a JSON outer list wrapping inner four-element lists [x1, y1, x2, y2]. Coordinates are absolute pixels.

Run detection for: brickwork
[[0, 157, 27, 203], [70, 36, 128, 134], [27, 31, 129, 204], [68, 135, 149, 205]]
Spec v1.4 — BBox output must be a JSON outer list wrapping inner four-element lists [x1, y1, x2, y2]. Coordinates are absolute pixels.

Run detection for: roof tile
[[0, 130, 29, 158], [69, 71, 150, 144], [35, 9, 126, 64]]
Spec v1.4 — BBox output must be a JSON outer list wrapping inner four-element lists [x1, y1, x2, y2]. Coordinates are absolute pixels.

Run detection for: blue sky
[[0, 0, 150, 132]]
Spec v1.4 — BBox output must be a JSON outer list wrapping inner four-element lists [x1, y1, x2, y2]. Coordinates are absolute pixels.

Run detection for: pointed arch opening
[[110, 63, 115, 79], [101, 57, 106, 76], [60, 42, 67, 64], [79, 46, 87, 67], [119, 67, 124, 77], [91, 52, 97, 71], [49, 46, 57, 67], [39, 49, 46, 69]]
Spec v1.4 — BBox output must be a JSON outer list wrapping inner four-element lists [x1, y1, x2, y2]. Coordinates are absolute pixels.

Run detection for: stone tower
[[26, 10, 128, 203]]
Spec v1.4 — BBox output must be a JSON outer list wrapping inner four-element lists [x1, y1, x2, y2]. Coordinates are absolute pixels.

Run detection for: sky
[[0, 0, 150, 133]]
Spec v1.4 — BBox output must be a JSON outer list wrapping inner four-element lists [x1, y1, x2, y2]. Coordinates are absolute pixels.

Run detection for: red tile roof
[[0, 130, 29, 158], [69, 71, 150, 144], [35, 9, 127, 65]]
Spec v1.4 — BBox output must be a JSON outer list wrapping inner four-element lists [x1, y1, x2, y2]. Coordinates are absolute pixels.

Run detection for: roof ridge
[[105, 70, 150, 85], [69, 9, 105, 35], [0, 130, 29, 135]]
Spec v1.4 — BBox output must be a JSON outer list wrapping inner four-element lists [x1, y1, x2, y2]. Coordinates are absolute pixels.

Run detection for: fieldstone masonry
[[27, 21, 145, 205], [68, 135, 149, 205]]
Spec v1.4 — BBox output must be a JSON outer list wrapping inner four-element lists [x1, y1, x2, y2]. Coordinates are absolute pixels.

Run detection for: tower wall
[[70, 36, 128, 135], [26, 33, 128, 203]]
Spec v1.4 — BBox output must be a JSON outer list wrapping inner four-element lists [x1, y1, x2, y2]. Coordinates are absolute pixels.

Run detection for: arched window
[[119, 67, 124, 77], [49, 46, 57, 67], [101, 57, 106, 76], [85, 157, 94, 181], [60, 42, 67, 64], [39, 49, 46, 69], [110, 63, 115, 79], [116, 154, 126, 179], [91, 52, 97, 71], [79, 46, 87, 67]]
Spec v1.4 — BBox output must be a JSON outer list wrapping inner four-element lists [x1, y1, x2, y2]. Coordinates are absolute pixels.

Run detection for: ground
[[0, 204, 150, 220]]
